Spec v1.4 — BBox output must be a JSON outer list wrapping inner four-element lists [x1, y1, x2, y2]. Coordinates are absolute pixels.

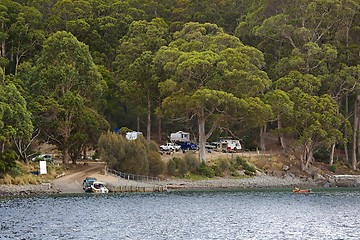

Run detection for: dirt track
[[52, 162, 113, 193], [52, 162, 159, 193]]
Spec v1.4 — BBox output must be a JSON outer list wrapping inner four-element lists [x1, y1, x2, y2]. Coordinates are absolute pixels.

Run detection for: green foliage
[[196, 161, 215, 178], [167, 158, 177, 176], [177, 158, 188, 177], [0, 0, 359, 173], [98, 131, 161, 176], [212, 165, 224, 177], [314, 146, 331, 163], [148, 151, 165, 176], [219, 159, 231, 172], [234, 156, 256, 176], [0, 150, 18, 177], [329, 164, 337, 173], [184, 152, 200, 172], [166, 155, 201, 177]]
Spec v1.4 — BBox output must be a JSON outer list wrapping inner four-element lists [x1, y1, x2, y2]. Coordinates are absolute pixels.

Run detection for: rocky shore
[[0, 183, 59, 197], [162, 175, 317, 190], [0, 174, 317, 197], [3, 172, 360, 197]]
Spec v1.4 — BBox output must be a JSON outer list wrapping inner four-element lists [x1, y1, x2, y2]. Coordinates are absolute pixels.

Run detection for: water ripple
[[1, 190, 360, 239]]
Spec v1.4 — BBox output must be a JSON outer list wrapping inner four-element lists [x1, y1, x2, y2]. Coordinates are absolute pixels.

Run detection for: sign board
[[39, 161, 47, 175]]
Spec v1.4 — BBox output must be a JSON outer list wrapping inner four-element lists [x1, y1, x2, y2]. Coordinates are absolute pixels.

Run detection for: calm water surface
[[1, 189, 360, 240]]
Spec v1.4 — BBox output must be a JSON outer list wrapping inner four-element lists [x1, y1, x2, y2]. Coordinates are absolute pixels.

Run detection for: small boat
[[90, 181, 109, 193], [292, 188, 311, 193]]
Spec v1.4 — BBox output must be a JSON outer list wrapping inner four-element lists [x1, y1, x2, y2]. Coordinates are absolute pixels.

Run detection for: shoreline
[[0, 175, 318, 197]]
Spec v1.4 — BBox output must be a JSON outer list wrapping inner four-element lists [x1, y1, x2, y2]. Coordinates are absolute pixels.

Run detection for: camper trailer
[[126, 131, 143, 140], [218, 139, 242, 152], [170, 131, 190, 143]]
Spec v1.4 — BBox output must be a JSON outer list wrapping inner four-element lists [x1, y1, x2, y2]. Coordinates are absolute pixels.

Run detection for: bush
[[219, 159, 231, 172], [98, 131, 164, 176], [196, 161, 215, 178], [148, 151, 165, 176], [212, 165, 224, 177], [178, 159, 188, 177], [184, 153, 200, 172], [167, 159, 177, 176], [0, 150, 18, 177], [235, 156, 256, 175], [313, 146, 330, 163], [329, 164, 337, 173]]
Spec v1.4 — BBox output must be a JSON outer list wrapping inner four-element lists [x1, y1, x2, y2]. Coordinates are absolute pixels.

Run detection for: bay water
[[1, 189, 360, 240]]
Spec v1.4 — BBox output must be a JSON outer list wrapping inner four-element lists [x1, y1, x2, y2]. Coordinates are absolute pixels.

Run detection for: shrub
[[178, 159, 188, 177], [98, 131, 164, 176], [219, 159, 231, 172], [212, 165, 224, 177], [148, 151, 165, 176], [235, 156, 256, 175], [167, 159, 177, 176], [0, 150, 18, 176], [196, 161, 215, 178], [329, 164, 337, 173], [313, 146, 330, 163], [184, 153, 200, 172]]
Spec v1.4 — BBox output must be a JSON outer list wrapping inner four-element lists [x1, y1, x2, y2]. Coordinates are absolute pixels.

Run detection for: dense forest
[[0, 0, 360, 173]]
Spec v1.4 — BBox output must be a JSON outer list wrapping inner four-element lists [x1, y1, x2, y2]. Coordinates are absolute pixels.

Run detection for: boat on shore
[[293, 188, 311, 193], [89, 181, 109, 193]]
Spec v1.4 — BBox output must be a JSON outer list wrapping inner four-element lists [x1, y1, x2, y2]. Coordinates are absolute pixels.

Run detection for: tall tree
[[30, 31, 103, 164], [263, 89, 294, 151], [154, 22, 272, 161], [115, 18, 169, 140], [8, 6, 45, 75], [0, 68, 33, 162]]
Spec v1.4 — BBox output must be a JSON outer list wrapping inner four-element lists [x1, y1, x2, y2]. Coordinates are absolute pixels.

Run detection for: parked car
[[159, 142, 181, 152], [83, 177, 97, 191], [31, 154, 55, 164]]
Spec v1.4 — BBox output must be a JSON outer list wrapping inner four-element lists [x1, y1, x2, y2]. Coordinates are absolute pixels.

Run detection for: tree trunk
[[198, 108, 207, 162], [146, 87, 151, 141], [147, 100, 151, 141], [329, 143, 335, 166], [157, 99, 162, 142], [1, 22, 5, 73], [259, 125, 266, 151], [63, 146, 70, 164], [344, 93, 349, 164], [137, 115, 140, 132], [352, 95, 360, 170], [301, 140, 313, 171], [278, 114, 287, 151]]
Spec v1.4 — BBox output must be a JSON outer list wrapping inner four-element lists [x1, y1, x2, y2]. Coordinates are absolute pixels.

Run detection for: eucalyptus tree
[[49, 0, 91, 32], [0, 68, 33, 163], [275, 71, 344, 170], [154, 22, 272, 161], [8, 6, 45, 75], [84, 0, 145, 67], [0, 0, 22, 72], [263, 89, 294, 151], [236, 0, 360, 77], [171, 0, 243, 33], [30, 31, 104, 164], [68, 107, 110, 164], [115, 18, 169, 140], [337, 65, 360, 170]]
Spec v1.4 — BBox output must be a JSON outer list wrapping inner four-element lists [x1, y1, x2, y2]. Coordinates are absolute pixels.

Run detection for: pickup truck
[[159, 143, 181, 152], [179, 142, 198, 151]]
